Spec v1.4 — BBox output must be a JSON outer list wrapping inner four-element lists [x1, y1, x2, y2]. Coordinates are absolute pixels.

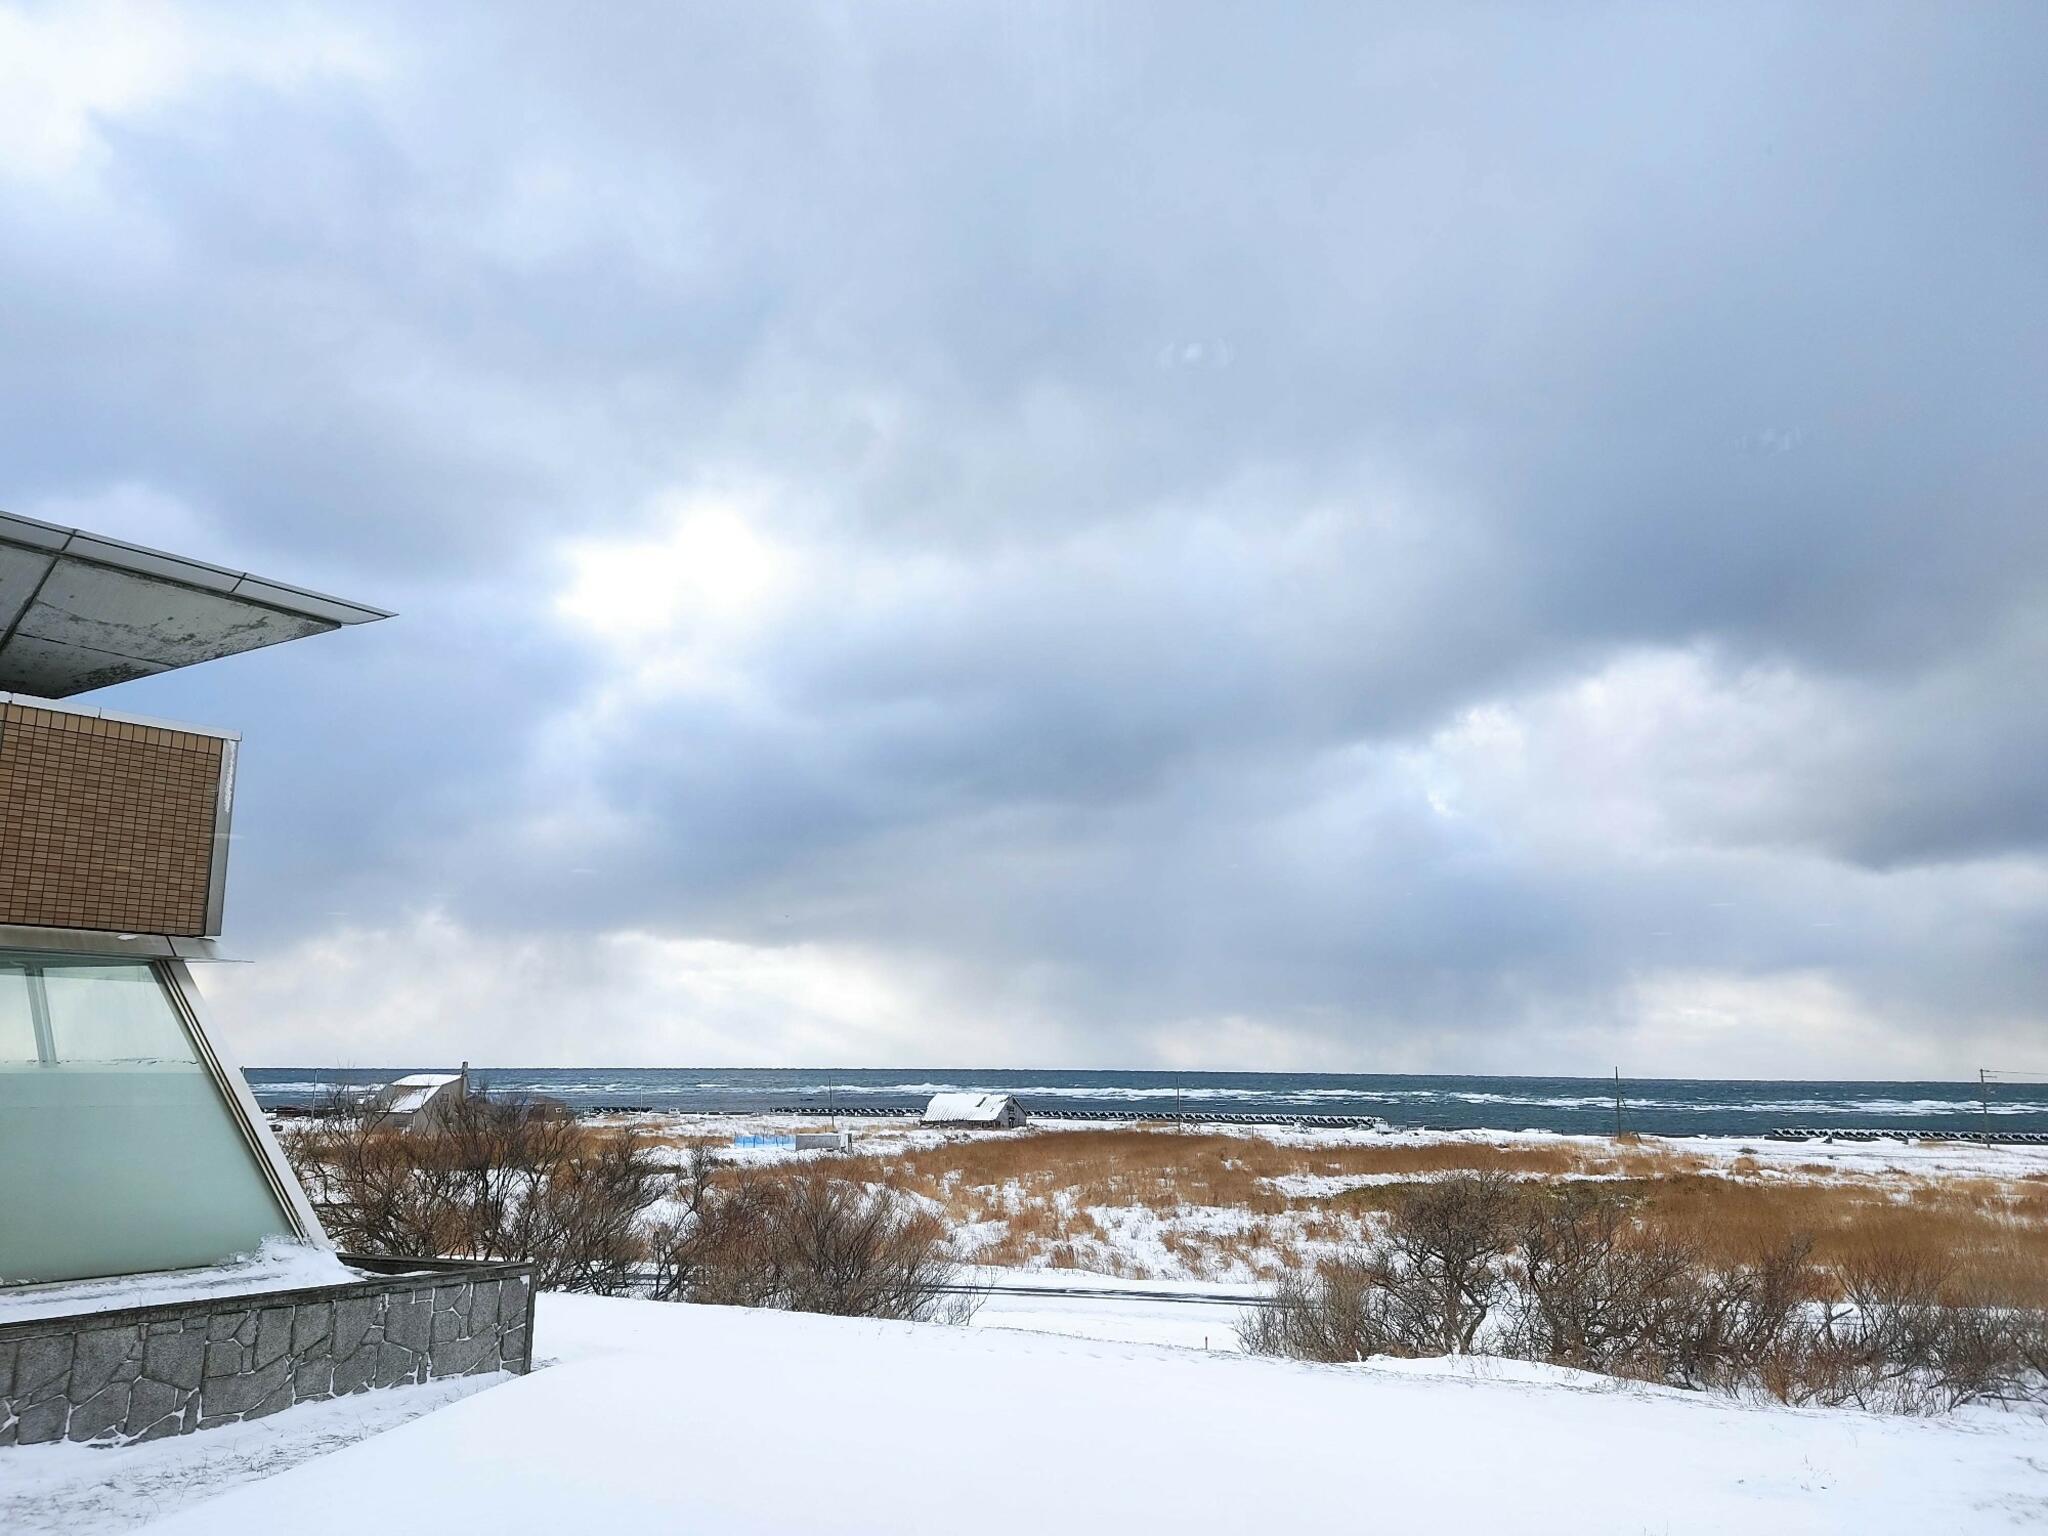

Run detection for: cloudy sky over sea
[[3, 3, 2043, 1076]]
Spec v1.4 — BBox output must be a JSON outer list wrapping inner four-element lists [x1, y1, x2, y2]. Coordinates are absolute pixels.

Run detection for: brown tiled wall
[[0, 701, 227, 937]]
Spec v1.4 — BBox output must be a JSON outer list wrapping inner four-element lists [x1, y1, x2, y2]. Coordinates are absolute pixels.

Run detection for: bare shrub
[[1238, 1255, 1396, 1362], [649, 1160, 965, 1321], [1505, 1187, 1701, 1376], [1246, 1173, 2048, 1415], [1787, 1246, 2048, 1412], [1497, 1186, 1818, 1392], [1925, 1300, 2041, 1411], [285, 1090, 666, 1295], [645, 1143, 722, 1301], [1372, 1172, 1522, 1354], [511, 1128, 667, 1295], [1241, 1172, 1521, 1359], [1652, 1235, 1814, 1392]]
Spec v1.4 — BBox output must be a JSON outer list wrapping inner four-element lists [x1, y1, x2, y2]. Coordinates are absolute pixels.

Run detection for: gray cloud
[[2, 1, 2044, 1072]]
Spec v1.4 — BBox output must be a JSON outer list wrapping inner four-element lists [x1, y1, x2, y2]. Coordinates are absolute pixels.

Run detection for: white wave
[[247, 1070, 2048, 1123]]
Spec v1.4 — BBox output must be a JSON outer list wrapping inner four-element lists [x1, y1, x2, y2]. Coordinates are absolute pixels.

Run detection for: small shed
[[922, 1092, 1028, 1130], [370, 1071, 468, 1131]]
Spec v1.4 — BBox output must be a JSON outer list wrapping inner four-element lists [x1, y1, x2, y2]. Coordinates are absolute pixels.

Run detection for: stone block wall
[[0, 1256, 533, 1446]]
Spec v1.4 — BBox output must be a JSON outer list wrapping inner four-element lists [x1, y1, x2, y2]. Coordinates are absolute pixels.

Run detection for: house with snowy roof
[[371, 1070, 470, 1130], [922, 1092, 1028, 1129]]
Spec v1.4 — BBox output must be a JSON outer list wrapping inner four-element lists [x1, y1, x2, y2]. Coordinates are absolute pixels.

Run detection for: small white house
[[922, 1092, 1028, 1130], [370, 1070, 468, 1130]]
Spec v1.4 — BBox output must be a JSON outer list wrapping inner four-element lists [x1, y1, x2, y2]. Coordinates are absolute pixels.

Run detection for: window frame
[[3, 955, 193, 1065]]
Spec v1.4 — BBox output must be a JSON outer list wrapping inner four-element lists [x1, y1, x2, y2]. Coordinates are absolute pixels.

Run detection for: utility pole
[[1613, 1067, 1624, 1141], [1980, 1069, 1992, 1142]]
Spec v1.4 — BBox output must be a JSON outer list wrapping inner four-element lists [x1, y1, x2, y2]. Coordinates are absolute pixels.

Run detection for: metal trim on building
[[204, 737, 238, 937], [159, 958, 329, 1249], [0, 925, 227, 961], [0, 689, 242, 742], [0, 510, 393, 627]]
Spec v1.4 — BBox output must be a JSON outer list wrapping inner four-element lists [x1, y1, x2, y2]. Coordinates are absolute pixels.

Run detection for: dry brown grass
[[784, 1126, 2048, 1301], [1634, 1174, 2048, 1306], [842, 1126, 1661, 1203]]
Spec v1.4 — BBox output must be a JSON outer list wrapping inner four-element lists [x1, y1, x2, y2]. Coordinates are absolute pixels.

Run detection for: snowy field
[[594, 1109, 2048, 1182], [12, 1289, 2046, 1535], [583, 1113, 2048, 1281], [16, 1113, 2012, 1531]]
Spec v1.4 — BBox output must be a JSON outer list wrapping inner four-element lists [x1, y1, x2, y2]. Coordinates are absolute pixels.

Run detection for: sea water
[[245, 1067, 2048, 1138]]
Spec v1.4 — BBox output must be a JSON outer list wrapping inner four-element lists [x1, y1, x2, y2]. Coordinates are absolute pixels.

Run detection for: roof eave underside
[[0, 510, 392, 698]]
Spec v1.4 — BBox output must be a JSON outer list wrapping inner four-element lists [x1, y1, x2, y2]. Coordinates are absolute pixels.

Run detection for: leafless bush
[[1237, 1254, 1397, 1362], [1504, 1186, 1701, 1376], [645, 1143, 721, 1301], [1921, 1301, 2041, 1411], [648, 1159, 966, 1321], [1371, 1172, 1521, 1354], [1785, 1247, 2048, 1413], [1650, 1234, 1815, 1391], [1243, 1172, 2046, 1415], [1241, 1172, 1521, 1359], [285, 1090, 666, 1295]]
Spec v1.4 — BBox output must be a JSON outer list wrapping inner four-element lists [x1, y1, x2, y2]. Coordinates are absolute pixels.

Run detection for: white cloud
[[0, 0, 380, 186], [17, 479, 217, 551], [1604, 968, 2007, 1081], [1141, 1012, 1363, 1074], [7, 3, 2046, 1082], [558, 493, 797, 634], [196, 909, 1062, 1069]]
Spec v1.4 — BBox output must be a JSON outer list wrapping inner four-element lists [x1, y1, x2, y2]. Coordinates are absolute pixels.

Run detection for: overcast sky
[[4, 2, 2044, 1077]]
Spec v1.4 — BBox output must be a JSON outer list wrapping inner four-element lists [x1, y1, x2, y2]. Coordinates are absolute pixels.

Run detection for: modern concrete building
[[0, 512, 533, 1446]]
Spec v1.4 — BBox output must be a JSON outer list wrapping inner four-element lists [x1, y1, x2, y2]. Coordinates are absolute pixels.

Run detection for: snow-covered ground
[[0, 1373, 503, 1535], [21, 1290, 2043, 1535], [590, 1108, 2048, 1182], [582, 1114, 2048, 1278], [961, 1265, 1265, 1351], [563, 1112, 2048, 1281], [0, 1241, 366, 1325]]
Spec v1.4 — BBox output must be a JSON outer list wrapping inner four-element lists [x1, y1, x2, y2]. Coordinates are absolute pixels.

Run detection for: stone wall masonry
[[0, 1256, 533, 1446]]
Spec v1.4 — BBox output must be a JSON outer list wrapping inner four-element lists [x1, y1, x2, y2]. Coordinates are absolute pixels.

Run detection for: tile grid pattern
[[0, 701, 224, 936]]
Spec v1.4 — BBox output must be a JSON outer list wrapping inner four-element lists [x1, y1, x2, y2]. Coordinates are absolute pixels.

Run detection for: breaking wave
[[245, 1066, 2048, 1134]]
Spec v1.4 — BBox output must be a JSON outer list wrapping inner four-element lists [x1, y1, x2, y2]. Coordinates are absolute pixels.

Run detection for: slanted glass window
[[0, 956, 297, 1285], [0, 961, 37, 1063], [41, 962, 196, 1062]]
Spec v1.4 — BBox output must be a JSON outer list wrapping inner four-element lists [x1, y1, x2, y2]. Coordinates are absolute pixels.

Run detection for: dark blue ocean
[[245, 1068, 2048, 1138]]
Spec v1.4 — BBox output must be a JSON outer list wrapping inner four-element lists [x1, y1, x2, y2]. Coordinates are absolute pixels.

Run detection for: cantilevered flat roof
[[0, 510, 391, 697]]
